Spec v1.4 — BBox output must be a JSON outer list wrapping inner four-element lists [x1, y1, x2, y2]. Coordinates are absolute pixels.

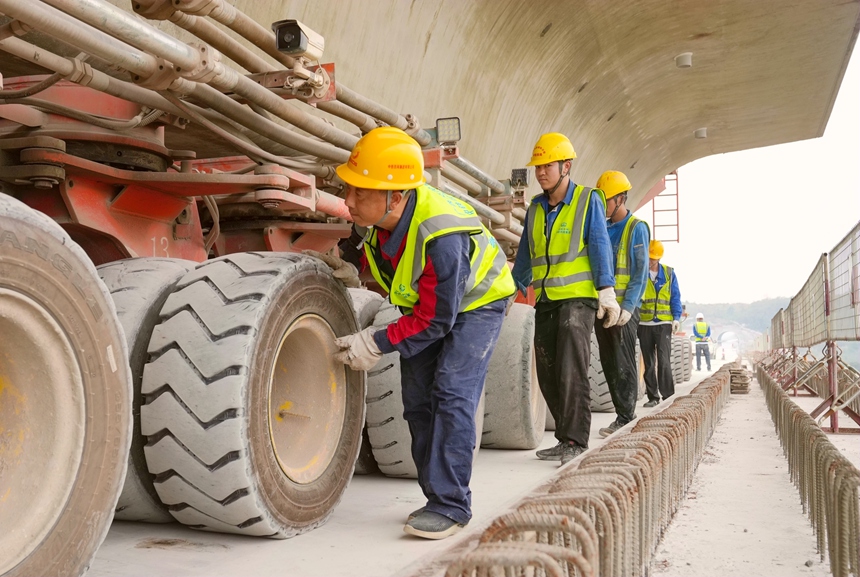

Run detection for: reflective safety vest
[[364, 185, 515, 312], [695, 321, 710, 342], [527, 185, 600, 301], [614, 216, 648, 304], [640, 264, 674, 322]]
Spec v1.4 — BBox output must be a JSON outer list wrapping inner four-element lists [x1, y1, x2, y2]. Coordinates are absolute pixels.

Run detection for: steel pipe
[[0, 33, 186, 117], [0, 0, 158, 77], [449, 156, 506, 195], [441, 165, 484, 196], [42, 0, 200, 72], [317, 100, 378, 134], [168, 10, 275, 74], [316, 191, 351, 221]]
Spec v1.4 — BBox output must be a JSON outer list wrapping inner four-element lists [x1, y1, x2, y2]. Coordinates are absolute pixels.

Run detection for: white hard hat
[[696, 313, 704, 319]]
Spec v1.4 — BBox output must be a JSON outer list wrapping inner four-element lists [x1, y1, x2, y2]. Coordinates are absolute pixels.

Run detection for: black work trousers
[[594, 308, 640, 425], [638, 323, 674, 402], [534, 300, 596, 448]]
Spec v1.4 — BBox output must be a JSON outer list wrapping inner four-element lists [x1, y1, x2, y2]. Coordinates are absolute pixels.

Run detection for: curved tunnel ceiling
[[246, 0, 859, 208], [2, 1, 858, 210]]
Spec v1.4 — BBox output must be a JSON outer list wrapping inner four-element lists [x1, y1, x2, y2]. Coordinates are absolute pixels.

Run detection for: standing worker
[[511, 133, 620, 466], [593, 171, 650, 437], [693, 312, 712, 371], [328, 127, 516, 540], [638, 240, 683, 407]]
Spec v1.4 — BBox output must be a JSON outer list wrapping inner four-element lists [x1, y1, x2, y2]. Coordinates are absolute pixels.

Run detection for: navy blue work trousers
[[400, 299, 505, 525]]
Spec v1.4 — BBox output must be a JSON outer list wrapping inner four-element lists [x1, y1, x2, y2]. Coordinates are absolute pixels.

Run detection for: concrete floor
[[89, 367, 722, 577], [91, 361, 851, 577]]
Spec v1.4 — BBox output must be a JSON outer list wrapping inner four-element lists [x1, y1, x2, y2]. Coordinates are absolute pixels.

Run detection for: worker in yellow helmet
[[327, 127, 515, 540], [511, 133, 620, 466], [593, 171, 651, 438], [638, 239, 683, 407]]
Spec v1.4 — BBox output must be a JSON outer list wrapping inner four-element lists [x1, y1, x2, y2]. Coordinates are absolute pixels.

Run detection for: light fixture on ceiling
[[675, 52, 693, 68], [694, 127, 708, 139]]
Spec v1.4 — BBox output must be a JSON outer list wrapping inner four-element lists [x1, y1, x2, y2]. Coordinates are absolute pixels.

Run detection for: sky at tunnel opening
[[633, 45, 860, 305]]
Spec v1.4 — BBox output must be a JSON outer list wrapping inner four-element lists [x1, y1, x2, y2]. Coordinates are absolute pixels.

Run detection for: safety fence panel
[[828, 222, 860, 342], [771, 309, 785, 349], [788, 254, 828, 347]]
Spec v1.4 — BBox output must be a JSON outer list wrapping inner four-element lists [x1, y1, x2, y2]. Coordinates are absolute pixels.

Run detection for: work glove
[[333, 327, 383, 371], [596, 287, 621, 328], [303, 250, 361, 288], [616, 309, 632, 326], [672, 320, 681, 333], [506, 294, 517, 317]]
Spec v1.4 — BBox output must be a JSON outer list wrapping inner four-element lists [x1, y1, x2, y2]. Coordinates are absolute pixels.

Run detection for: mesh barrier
[[789, 255, 828, 347], [828, 222, 860, 342], [771, 308, 786, 349], [768, 222, 860, 349]]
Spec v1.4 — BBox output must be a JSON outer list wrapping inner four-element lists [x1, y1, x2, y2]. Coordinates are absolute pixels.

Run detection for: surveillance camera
[[271, 19, 324, 61]]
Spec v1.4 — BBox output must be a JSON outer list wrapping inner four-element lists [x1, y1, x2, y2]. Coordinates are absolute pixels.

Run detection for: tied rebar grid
[[757, 365, 860, 577], [444, 365, 734, 577]]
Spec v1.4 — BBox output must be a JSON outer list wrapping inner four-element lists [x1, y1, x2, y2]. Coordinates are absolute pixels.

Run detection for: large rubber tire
[[98, 258, 195, 522], [140, 252, 365, 537], [0, 195, 132, 577], [682, 340, 693, 382], [671, 336, 684, 385], [347, 288, 384, 476], [589, 332, 615, 412], [365, 303, 484, 479], [481, 303, 545, 449]]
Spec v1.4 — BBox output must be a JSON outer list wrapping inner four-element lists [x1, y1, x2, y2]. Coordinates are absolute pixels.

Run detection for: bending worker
[[330, 127, 515, 540], [512, 133, 620, 466], [593, 171, 650, 438], [693, 312, 712, 371], [638, 240, 682, 407]]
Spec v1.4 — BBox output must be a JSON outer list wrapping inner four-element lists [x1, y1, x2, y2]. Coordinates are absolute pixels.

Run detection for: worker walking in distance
[[512, 133, 620, 466], [693, 312, 712, 371], [593, 171, 650, 438], [328, 127, 516, 539], [638, 240, 682, 407]]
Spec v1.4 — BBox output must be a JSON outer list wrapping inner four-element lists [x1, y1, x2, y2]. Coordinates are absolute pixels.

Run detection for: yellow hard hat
[[336, 127, 426, 190], [526, 133, 576, 166], [596, 170, 632, 200], [649, 240, 664, 260]]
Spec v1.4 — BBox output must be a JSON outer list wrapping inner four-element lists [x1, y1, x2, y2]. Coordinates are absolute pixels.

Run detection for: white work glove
[[672, 320, 681, 333], [596, 287, 621, 328], [303, 250, 361, 288], [616, 309, 632, 326], [334, 327, 383, 371]]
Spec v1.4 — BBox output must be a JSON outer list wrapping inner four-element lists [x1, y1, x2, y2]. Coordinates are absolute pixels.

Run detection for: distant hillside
[[683, 298, 790, 332]]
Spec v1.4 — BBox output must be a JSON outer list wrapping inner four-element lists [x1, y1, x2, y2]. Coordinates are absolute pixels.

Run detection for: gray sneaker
[[403, 511, 465, 540], [407, 506, 425, 521], [535, 441, 565, 461], [560, 444, 586, 465], [643, 399, 659, 408], [598, 420, 623, 438]]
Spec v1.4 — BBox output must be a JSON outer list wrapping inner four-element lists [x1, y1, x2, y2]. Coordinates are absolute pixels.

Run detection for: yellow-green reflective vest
[[527, 185, 600, 301], [364, 184, 515, 312], [695, 321, 710, 342], [640, 264, 674, 322], [614, 216, 648, 304]]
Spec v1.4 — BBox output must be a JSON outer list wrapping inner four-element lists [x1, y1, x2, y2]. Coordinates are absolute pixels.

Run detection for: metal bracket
[[245, 63, 336, 104]]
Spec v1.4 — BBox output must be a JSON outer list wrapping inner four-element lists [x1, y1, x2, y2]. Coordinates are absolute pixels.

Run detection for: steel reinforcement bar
[[756, 366, 860, 577], [443, 365, 734, 577]]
